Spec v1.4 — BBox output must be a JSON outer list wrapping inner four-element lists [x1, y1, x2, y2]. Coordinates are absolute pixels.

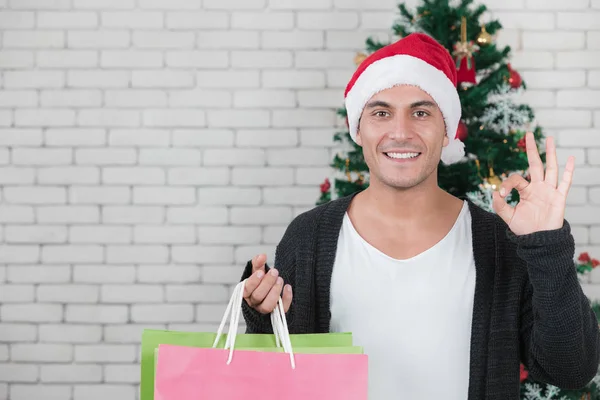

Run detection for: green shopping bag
[[141, 329, 359, 400]]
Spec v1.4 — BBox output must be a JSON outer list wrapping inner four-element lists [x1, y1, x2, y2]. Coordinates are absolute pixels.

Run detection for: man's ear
[[355, 118, 363, 146], [442, 133, 449, 147]]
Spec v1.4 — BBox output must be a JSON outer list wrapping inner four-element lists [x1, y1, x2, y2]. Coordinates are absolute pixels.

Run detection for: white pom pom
[[440, 138, 465, 165]]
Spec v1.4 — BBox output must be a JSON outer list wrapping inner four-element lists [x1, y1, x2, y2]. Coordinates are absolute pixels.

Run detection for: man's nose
[[386, 114, 414, 140]]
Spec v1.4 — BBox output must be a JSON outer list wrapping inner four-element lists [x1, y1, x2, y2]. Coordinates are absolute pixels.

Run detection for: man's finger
[[244, 254, 268, 298], [499, 173, 529, 198], [525, 131, 544, 182], [492, 190, 515, 226], [243, 267, 265, 300], [282, 284, 292, 313], [557, 156, 575, 197], [251, 254, 267, 273], [544, 136, 558, 188], [257, 277, 284, 314], [248, 268, 279, 307]]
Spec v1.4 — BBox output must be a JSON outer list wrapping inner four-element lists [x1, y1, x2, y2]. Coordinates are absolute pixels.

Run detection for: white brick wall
[[0, 1, 599, 399]]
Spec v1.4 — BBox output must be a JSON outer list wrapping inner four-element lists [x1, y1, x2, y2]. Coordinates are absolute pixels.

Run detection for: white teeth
[[386, 152, 419, 159]]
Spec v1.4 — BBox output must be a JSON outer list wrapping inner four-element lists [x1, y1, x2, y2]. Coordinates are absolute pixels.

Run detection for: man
[[239, 33, 600, 399]]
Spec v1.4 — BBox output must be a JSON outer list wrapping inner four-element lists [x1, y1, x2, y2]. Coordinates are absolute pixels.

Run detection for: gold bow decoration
[[452, 41, 479, 69], [452, 16, 479, 70]]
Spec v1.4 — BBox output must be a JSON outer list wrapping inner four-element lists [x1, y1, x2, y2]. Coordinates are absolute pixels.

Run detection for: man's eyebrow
[[364, 100, 438, 110], [364, 100, 392, 109], [410, 100, 437, 109]]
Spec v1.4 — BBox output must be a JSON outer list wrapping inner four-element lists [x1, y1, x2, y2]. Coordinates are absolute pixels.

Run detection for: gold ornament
[[345, 158, 352, 181], [487, 168, 502, 190], [476, 25, 492, 47], [354, 52, 367, 66]]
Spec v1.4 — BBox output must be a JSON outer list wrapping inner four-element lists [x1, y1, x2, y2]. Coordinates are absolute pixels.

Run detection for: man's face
[[356, 85, 448, 190]]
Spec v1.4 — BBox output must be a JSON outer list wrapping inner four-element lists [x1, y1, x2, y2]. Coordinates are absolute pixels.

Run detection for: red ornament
[[320, 178, 331, 194], [520, 363, 529, 383], [456, 121, 468, 141], [507, 63, 522, 89], [592, 259, 600, 268], [455, 55, 477, 85], [453, 17, 479, 85], [579, 252, 591, 263], [517, 137, 526, 151]]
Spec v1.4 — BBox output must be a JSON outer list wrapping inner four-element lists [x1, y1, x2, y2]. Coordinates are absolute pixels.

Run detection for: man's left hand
[[492, 131, 575, 236]]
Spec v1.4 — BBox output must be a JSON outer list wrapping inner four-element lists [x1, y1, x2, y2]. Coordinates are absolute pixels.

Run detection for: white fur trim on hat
[[440, 138, 465, 164], [345, 54, 464, 165]]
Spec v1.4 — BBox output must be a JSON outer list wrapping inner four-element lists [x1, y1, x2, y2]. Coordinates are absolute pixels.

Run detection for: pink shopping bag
[[154, 343, 368, 400]]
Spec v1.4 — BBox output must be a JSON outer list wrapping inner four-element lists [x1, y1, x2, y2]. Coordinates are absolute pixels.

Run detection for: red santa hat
[[344, 32, 465, 164]]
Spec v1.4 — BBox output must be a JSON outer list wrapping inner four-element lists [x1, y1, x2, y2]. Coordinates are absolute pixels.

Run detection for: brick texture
[[0, 1, 598, 399]]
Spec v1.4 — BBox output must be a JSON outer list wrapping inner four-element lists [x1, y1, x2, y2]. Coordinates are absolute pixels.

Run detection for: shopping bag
[[140, 287, 361, 400], [141, 332, 356, 400], [154, 344, 368, 400], [152, 344, 364, 369], [153, 280, 368, 400]]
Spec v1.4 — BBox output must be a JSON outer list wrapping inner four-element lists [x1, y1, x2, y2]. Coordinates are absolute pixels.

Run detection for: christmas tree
[[316, 0, 600, 397]]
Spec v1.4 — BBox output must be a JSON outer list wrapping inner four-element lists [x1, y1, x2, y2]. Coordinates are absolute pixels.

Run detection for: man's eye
[[375, 111, 389, 117], [414, 110, 429, 118]]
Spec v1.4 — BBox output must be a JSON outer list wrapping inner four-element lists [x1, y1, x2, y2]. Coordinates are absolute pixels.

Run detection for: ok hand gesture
[[492, 132, 575, 236]]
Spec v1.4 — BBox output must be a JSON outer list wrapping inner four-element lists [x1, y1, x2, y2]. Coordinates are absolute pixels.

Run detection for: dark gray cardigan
[[241, 192, 600, 399]]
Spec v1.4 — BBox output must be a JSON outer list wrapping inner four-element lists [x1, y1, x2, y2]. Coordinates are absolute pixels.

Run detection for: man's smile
[[383, 151, 422, 162]]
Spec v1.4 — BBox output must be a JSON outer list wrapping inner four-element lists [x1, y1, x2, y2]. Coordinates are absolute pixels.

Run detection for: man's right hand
[[243, 254, 293, 314]]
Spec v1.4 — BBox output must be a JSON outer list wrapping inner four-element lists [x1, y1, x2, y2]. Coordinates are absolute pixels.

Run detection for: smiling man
[[239, 33, 600, 399]]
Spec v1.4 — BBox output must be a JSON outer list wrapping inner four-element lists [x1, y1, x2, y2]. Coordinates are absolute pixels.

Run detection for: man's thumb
[[282, 284, 292, 313]]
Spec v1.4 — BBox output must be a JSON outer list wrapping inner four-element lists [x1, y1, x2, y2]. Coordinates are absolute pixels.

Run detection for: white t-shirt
[[330, 201, 476, 400]]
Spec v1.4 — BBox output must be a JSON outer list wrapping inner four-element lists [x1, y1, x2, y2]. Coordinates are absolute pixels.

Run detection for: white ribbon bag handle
[[211, 279, 296, 369]]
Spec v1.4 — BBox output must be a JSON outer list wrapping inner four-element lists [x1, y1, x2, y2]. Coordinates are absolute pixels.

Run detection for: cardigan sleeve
[[510, 221, 600, 389]]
